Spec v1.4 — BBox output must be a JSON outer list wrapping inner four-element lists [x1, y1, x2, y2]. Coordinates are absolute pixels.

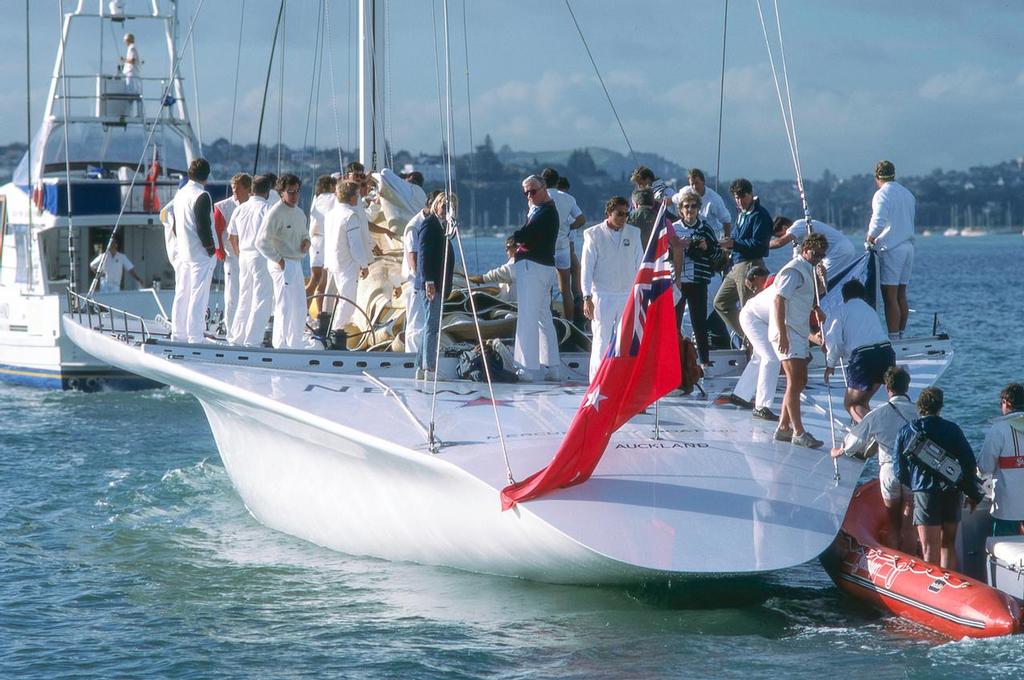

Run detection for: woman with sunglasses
[[671, 187, 721, 368]]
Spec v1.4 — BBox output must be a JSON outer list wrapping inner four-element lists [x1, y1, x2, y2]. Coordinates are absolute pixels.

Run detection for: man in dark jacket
[[512, 175, 560, 381], [414, 193, 456, 378], [894, 387, 978, 570], [713, 178, 771, 343]]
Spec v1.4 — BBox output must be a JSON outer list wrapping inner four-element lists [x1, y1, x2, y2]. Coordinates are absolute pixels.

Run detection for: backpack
[[678, 336, 705, 395], [456, 343, 518, 383]]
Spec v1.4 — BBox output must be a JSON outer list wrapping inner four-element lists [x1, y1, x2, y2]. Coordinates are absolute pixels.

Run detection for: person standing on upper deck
[[255, 174, 310, 349], [170, 158, 216, 343], [713, 178, 772, 344], [541, 168, 586, 323], [227, 174, 272, 346], [866, 160, 916, 341], [581, 196, 643, 382], [687, 168, 732, 239], [513, 175, 560, 382], [120, 33, 141, 93]]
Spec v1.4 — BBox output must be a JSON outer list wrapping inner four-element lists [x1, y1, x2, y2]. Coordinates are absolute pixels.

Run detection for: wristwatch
[[583, 295, 592, 301]]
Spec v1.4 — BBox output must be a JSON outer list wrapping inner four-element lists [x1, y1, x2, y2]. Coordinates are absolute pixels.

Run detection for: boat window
[[12, 225, 33, 285]]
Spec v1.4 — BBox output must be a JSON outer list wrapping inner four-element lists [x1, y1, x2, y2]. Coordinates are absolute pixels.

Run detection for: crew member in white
[[687, 168, 732, 238], [214, 173, 251, 335], [90, 238, 143, 292], [580, 196, 643, 382], [120, 33, 141, 94], [323, 180, 372, 349], [822, 279, 895, 422], [976, 383, 1024, 537], [542, 168, 586, 322], [255, 174, 310, 349], [832, 366, 918, 551], [771, 233, 828, 449], [732, 266, 781, 419], [305, 174, 336, 316], [403, 190, 440, 353], [866, 159, 916, 340], [469, 237, 517, 302], [170, 158, 217, 343], [770, 216, 856, 280], [227, 174, 272, 346]]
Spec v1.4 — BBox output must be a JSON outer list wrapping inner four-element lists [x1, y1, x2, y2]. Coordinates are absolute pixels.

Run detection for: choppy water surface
[[1, 235, 1022, 678]]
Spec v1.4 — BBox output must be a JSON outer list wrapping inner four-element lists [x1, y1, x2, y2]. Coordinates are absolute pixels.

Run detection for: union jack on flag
[[501, 202, 682, 510]]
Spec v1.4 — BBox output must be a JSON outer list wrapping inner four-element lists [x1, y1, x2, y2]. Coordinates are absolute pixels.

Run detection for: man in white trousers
[[227, 175, 272, 346], [170, 158, 217, 343], [731, 266, 781, 420], [581, 196, 643, 382], [214, 172, 251, 334], [255, 174, 310, 349], [323, 180, 372, 350]]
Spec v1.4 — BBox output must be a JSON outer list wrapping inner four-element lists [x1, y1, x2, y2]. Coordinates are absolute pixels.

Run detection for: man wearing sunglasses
[[512, 175, 560, 382], [256, 174, 311, 349], [580, 196, 643, 382]]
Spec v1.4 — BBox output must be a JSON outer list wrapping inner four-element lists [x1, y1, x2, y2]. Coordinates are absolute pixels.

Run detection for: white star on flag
[[583, 388, 606, 411]]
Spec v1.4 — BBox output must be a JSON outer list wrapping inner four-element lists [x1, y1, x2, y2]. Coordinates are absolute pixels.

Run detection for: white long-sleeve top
[[841, 394, 917, 466], [580, 221, 642, 296], [785, 219, 857, 274], [698, 185, 730, 236], [743, 285, 775, 325], [867, 180, 916, 250], [480, 257, 516, 300], [308, 193, 336, 239], [976, 412, 1024, 520], [324, 201, 372, 273], [255, 202, 308, 263], [402, 211, 427, 281], [227, 195, 269, 254], [822, 297, 888, 368]]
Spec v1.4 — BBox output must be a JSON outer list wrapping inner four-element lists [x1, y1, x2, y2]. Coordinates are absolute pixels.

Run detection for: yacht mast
[[358, 0, 386, 170]]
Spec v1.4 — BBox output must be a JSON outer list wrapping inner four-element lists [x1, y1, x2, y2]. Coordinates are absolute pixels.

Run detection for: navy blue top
[[512, 201, 558, 266], [894, 414, 978, 493], [414, 214, 454, 293], [731, 198, 772, 263]]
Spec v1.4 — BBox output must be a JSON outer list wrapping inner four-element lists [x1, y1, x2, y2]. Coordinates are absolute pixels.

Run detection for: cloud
[[917, 65, 1016, 101]]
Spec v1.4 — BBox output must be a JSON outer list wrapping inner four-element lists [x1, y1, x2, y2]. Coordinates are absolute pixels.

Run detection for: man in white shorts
[[306, 175, 337, 324], [832, 366, 917, 551], [542, 168, 585, 323], [866, 160, 916, 340], [771, 233, 827, 449]]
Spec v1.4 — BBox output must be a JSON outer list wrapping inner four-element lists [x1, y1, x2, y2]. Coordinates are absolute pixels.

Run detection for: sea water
[[1, 235, 1022, 678]]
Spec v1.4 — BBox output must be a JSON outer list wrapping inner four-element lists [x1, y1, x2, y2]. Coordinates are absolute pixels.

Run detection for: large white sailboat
[[62, 0, 958, 583], [0, 0, 226, 389]]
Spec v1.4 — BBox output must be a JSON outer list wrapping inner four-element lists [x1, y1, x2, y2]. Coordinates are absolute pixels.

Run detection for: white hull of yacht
[[60, 315, 954, 583]]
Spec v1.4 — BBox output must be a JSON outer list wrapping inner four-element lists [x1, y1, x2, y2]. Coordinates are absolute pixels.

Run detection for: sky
[[3, 0, 1023, 181]]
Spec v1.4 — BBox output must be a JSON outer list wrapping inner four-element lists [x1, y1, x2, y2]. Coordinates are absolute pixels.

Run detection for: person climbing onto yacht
[[822, 279, 895, 422], [866, 160, 916, 341], [832, 366, 918, 551], [771, 233, 828, 449], [976, 383, 1024, 537]]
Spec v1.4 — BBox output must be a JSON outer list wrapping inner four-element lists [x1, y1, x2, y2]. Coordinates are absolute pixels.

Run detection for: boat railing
[[66, 288, 171, 345]]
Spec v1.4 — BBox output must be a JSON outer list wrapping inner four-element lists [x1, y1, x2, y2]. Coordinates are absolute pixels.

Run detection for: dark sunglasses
[[523, 188, 539, 197]]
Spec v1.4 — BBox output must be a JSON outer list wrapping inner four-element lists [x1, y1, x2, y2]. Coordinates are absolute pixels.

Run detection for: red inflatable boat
[[821, 479, 1022, 638]]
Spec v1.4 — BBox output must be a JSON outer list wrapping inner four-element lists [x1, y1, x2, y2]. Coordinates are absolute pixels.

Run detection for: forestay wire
[[755, 0, 840, 466], [426, 0, 514, 484]]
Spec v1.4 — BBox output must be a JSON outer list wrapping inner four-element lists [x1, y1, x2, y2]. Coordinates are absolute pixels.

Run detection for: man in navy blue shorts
[[823, 279, 896, 422]]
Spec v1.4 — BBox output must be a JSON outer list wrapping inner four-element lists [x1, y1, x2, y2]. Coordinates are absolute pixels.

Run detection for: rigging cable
[[300, 0, 327, 179], [430, 0, 447, 158], [715, 0, 729, 193], [461, 0, 479, 272], [190, 28, 204, 154], [383, 0, 394, 169], [88, 0, 208, 295], [252, 0, 285, 175], [563, 0, 638, 167], [227, 0, 246, 150], [324, 0, 345, 170], [25, 0, 35, 290], [277, 1, 287, 176]]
